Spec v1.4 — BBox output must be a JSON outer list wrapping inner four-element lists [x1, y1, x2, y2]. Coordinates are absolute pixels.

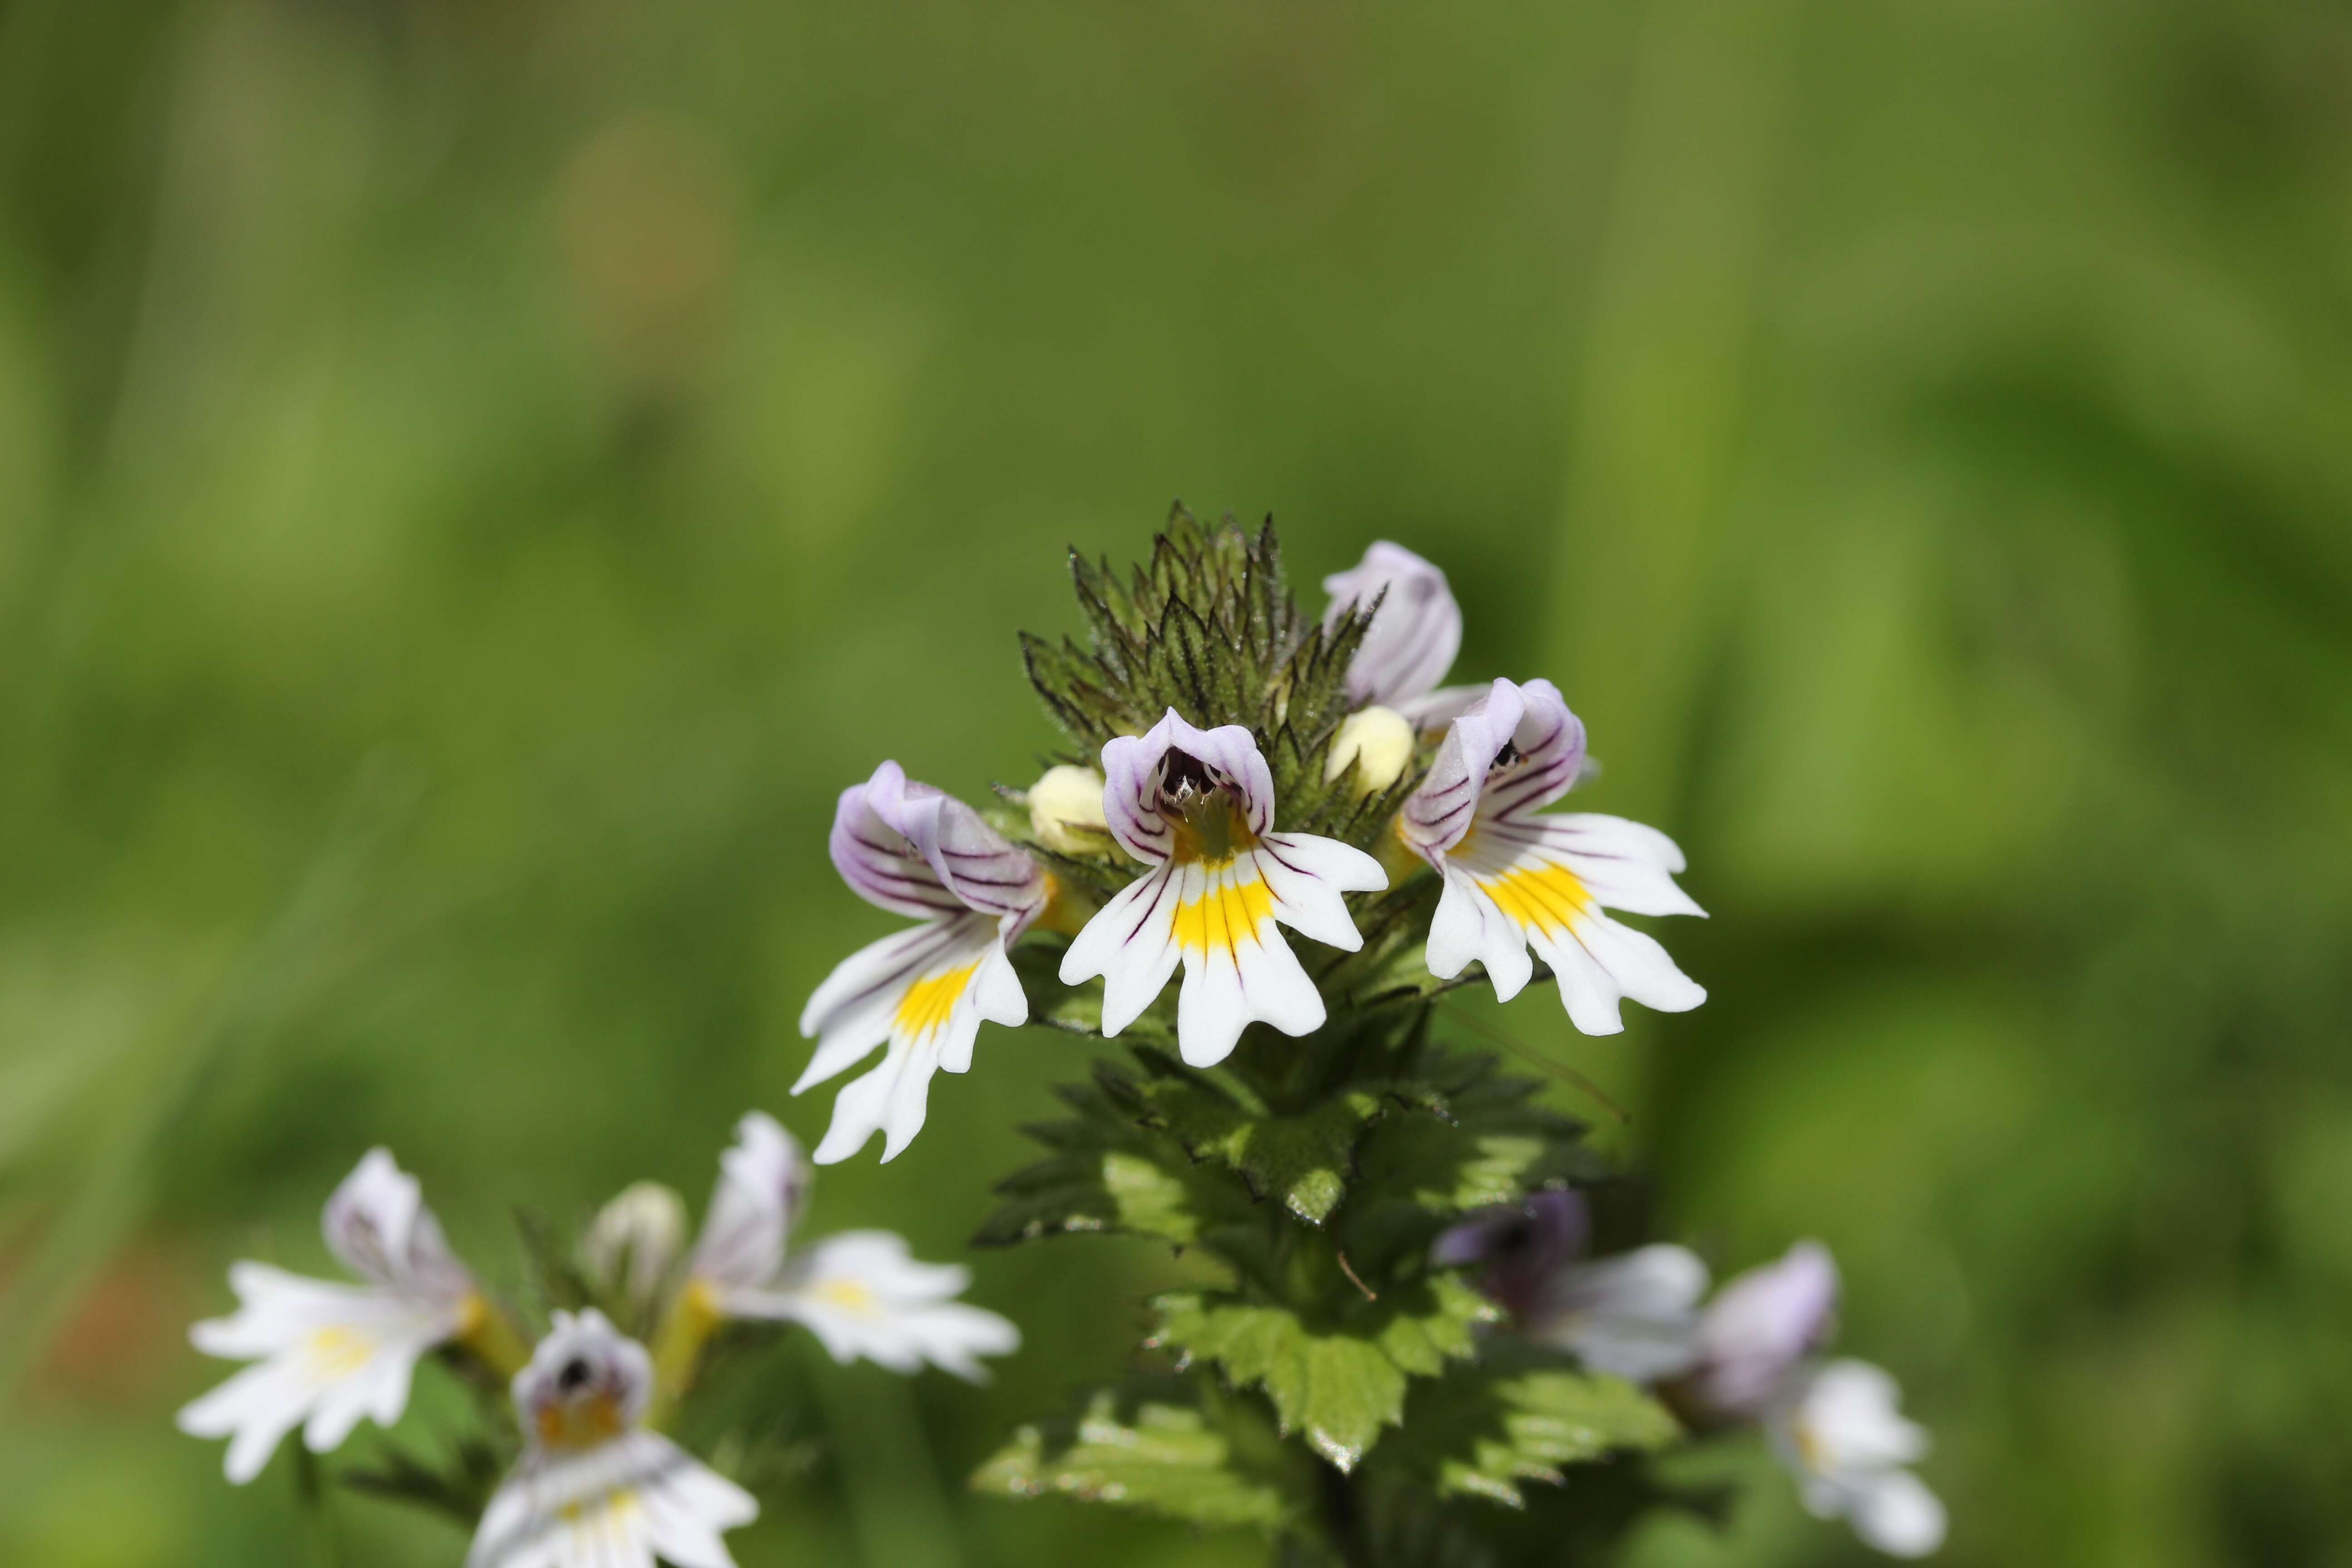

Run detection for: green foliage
[[972, 1380, 1299, 1531], [1392, 1362, 1682, 1508]]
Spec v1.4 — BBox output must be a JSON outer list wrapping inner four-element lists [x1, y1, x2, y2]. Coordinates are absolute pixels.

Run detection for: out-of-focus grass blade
[[0, 753, 422, 1413]]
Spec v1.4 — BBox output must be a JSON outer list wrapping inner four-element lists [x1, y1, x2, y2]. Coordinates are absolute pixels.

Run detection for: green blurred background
[[3, 0, 2349, 1563]]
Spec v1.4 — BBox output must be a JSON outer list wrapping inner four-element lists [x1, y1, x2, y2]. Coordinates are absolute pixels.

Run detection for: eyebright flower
[[1400, 677, 1705, 1035], [1431, 1191, 1707, 1384], [797, 762, 1048, 1162], [673, 1112, 1019, 1381], [1321, 541, 1468, 719], [467, 1308, 757, 1568], [1059, 709, 1388, 1067], [1767, 1359, 1947, 1558], [179, 1148, 489, 1483]]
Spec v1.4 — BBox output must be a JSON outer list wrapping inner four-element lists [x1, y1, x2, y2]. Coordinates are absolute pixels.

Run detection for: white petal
[[726, 1231, 1017, 1381], [1502, 816, 1702, 918], [796, 916, 982, 1075], [811, 1048, 911, 1165], [686, 1114, 810, 1294], [1798, 1359, 1929, 1469], [1529, 910, 1705, 1034], [1059, 862, 1184, 1036], [1256, 834, 1386, 952], [179, 1357, 314, 1483], [1541, 1244, 1709, 1383], [468, 1432, 753, 1568], [1848, 1468, 1947, 1558], [1425, 869, 1535, 1001], [1162, 858, 1326, 1066], [179, 1265, 460, 1478]]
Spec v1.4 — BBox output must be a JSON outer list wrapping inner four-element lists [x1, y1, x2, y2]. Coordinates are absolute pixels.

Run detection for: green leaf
[[972, 1390, 1292, 1530], [1395, 1364, 1684, 1509], [1374, 1274, 1497, 1376], [1102, 1151, 1200, 1244], [1152, 1294, 1405, 1470], [1113, 1049, 1381, 1225]]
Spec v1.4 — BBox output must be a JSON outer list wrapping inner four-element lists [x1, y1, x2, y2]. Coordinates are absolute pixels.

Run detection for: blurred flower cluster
[[179, 1115, 1014, 1566]]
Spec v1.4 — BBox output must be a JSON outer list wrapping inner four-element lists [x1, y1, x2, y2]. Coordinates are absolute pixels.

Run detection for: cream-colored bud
[[583, 1181, 688, 1314], [1324, 705, 1416, 794], [1028, 764, 1111, 854]]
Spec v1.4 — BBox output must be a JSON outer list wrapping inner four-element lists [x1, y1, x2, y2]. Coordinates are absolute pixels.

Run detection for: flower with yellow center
[[179, 1148, 518, 1485], [648, 1112, 1020, 1391], [1400, 678, 1705, 1035], [796, 761, 1049, 1163], [1058, 708, 1388, 1068]]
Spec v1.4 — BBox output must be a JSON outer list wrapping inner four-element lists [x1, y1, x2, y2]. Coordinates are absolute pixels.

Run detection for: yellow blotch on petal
[[1478, 859, 1592, 935], [1171, 872, 1274, 957], [814, 1277, 880, 1317], [303, 1327, 374, 1378], [894, 961, 978, 1039]]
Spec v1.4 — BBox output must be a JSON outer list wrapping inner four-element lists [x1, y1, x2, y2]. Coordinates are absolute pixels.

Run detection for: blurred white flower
[[468, 1309, 756, 1568], [179, 1149, 485, 1483], [1768, 1359, 1947, 1558], [675, 1112, 1019, 1381]]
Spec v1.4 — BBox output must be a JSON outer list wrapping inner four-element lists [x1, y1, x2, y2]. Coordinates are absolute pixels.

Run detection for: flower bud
[[583, 1181, 688, 1316], [1323, 706, 1416, 794], [1026, 764, 1111, 854]]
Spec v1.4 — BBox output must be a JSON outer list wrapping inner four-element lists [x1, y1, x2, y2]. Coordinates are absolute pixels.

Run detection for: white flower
[[796, 761, 1047, 1162], [1400, 677, 1705, 1035], [1693, 1239, 1838, 1416], [467, 1309, 757, 1568], [725, 1230, 1020, 1381], [1768, 1359, 1947, 1558], [178, 1148, 484, 1483], [1323, 706, 1417, 795], [1058, 709, 1389, 1068], [677, 1112, 1019, 1381], [1026, 764, 1112, 854], [1321, 541, 1470, 719]]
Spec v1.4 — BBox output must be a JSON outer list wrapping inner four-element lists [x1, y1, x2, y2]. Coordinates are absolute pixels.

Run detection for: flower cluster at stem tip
[[795, 539, 1706, 1164]]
